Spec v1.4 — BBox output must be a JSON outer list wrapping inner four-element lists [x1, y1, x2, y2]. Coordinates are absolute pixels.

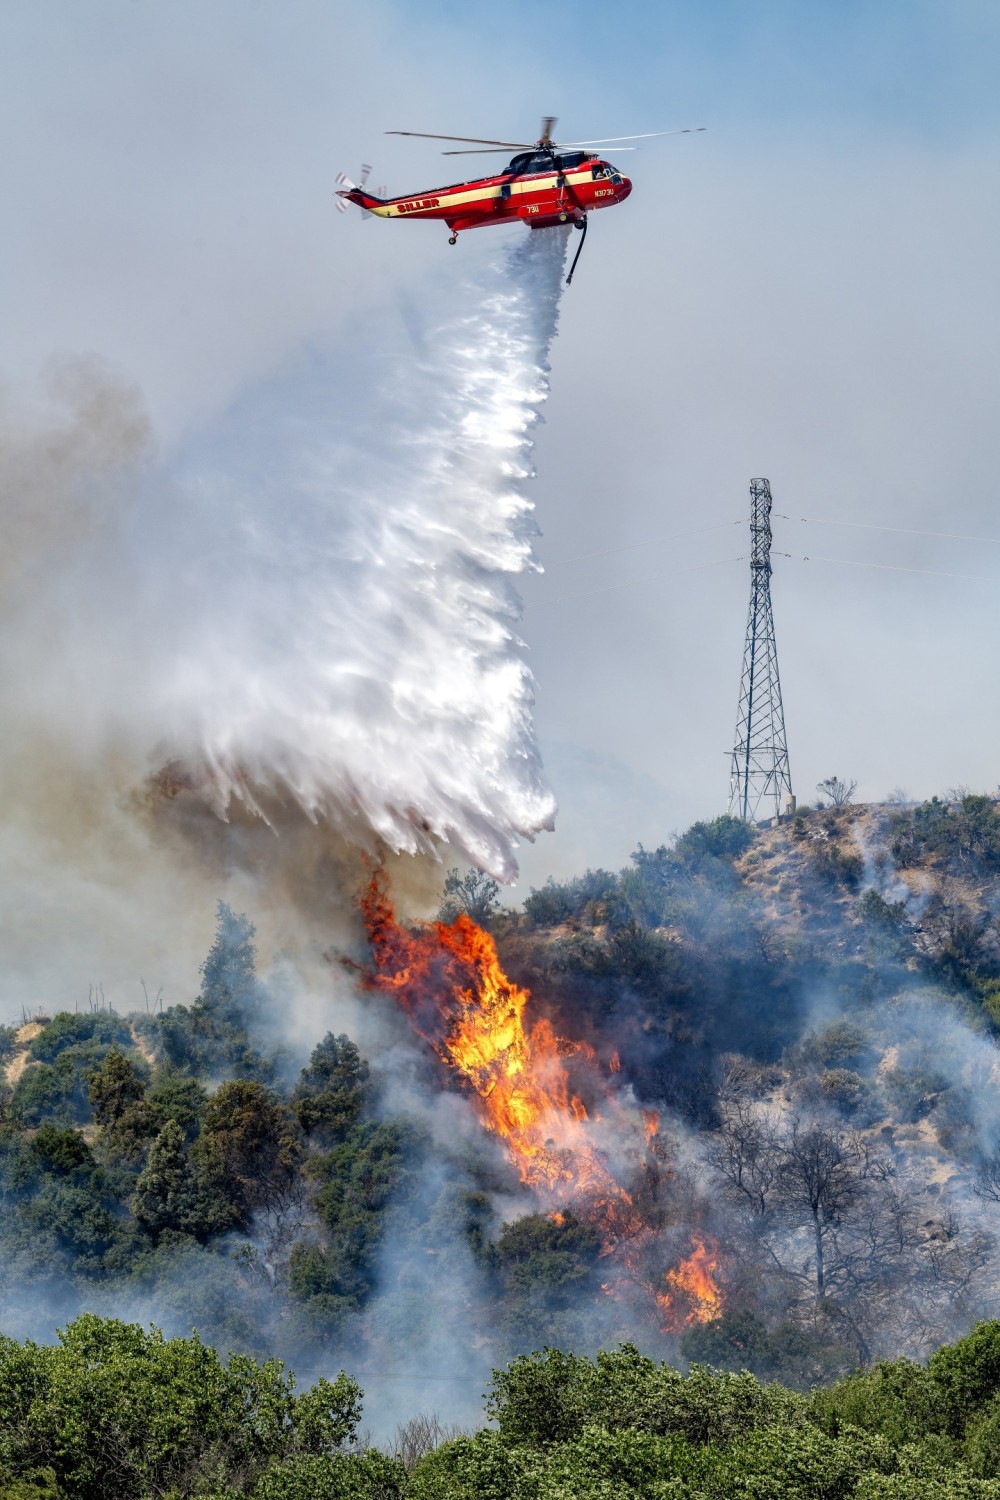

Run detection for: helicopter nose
[[618, 175, 633, 201]]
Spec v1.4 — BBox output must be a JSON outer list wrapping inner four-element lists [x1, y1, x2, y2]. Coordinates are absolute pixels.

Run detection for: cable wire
[[794, 554, 995, 582], [773, 514, 1000, 547]]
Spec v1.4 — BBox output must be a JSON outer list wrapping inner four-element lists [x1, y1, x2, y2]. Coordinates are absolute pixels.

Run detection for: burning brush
[[358, 869, 723, 1332]]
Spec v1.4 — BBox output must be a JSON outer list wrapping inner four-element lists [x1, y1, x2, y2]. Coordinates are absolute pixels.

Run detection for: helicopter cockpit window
[[591, 164, 609, 179]]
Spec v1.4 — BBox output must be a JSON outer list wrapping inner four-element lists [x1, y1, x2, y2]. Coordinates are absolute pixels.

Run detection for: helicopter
[[335, 117, 704, 284]]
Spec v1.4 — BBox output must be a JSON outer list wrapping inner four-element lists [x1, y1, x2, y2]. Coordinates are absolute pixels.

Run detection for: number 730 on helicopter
[[336, 117, 704, 283]]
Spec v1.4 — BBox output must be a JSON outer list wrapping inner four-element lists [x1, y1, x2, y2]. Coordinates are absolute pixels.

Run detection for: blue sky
[[412, 0, 1000, 141]]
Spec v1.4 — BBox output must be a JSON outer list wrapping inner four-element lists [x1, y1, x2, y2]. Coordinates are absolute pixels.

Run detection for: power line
[[793, 554, 995, 583], [773, 514, 1000, 547], [529, 516, 996, 612]]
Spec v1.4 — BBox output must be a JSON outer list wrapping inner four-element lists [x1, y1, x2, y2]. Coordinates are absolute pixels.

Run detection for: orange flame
[[360, 869, 621, 1201], [358, 870, 723, 1328], [656, 1235, 722, 1330]]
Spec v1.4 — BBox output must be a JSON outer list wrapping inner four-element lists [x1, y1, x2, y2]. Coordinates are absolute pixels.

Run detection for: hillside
[[3, 794, 1000, 1422], [483, 794, 1000, 1376]]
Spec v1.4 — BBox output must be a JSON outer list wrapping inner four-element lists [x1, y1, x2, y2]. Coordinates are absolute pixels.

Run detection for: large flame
[[656, 1235, 723, 1330], [358, 869, 723, 1330], [360, 869, 622, 1201]]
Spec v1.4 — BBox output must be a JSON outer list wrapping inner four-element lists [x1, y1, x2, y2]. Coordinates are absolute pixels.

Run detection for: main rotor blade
[[441, 147, 526, 155], [539, 115, 557, 146], [556, 127, 706, 146], [386, 131, 532, 147], [441, 146, 639, 156]]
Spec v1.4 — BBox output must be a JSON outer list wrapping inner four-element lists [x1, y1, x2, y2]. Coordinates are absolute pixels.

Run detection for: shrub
[[809, 842, 865, 891], [523, 870, 617, 929], [929, 1321, 1000, 1435], [29, 1013, 132, 1064], [252, 1451, 406, 1499], [0, 1314, 362, 1500], [674, 814, 756, 865]]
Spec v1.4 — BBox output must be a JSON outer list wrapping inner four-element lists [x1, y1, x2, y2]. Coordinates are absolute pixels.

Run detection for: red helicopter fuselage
[[337, 149, 631, 238]]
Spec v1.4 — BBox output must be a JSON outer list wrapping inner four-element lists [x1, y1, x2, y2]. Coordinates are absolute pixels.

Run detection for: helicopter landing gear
[[566, 214, 588, 285], [448, 234, 458, 246]]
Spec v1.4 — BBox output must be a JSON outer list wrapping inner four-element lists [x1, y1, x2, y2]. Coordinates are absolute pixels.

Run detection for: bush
[[809, 842, 865, 891], [681, 1310, 856, 1389], [791, 1021, 875, 1073], [674, 814, 756, 865], [522, 870, 617, 929], [858, 889, 908, 931], [810, 1357, 948, 1449], [929, 1321, 1000, 1435], [29, 1013, 133, 1064], [486, 1343, 804, 1450], [0, 1314, 362, 1500], [0, 1472, 66, 1499], [8, 1054, 108, 1128], [253, 1452, 406, 1499]]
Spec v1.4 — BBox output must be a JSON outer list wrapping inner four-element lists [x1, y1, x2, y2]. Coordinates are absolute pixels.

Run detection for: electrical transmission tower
[[728, 478, 794, 824]]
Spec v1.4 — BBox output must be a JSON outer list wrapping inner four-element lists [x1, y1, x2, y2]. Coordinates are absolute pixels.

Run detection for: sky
[[2, 0, 999, 904]]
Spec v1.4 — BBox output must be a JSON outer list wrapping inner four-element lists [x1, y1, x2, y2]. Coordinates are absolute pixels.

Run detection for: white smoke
[[0, 226, 570, 1013]]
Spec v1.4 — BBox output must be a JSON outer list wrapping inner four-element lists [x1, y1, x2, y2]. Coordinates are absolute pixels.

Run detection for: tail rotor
[[335, 163, 382, 217]]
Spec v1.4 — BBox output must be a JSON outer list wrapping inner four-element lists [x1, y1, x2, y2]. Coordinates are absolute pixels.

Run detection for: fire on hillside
[[358, 868, 722, 1332]]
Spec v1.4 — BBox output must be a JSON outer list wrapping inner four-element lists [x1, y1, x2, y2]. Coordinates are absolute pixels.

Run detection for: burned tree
[[816, 776, 858, 808], [777, 1121, 860, 1298]]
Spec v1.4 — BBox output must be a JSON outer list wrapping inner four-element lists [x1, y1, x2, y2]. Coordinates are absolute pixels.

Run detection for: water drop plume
[[146, 226, 570, 878]]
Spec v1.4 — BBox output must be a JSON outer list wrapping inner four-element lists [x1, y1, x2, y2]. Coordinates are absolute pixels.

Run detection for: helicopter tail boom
[[335, 186, 390, 215]]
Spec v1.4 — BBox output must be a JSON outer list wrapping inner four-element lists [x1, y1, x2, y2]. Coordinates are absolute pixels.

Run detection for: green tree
[[252, 1451, 405, 1499], [87, 1051, 146, 1128], [194, 1080, 302, 1225], [198, 901, 263, 1026], [130, 1120, 214, 1240], [489, 1213, 602, 1344], [145, 1072, 207, 1141], [292, 1035, 369, 1145], [290, 1120, 416, 1317], [438, 868, 502, 927], [929, 1321, 1000, 1436], [0, 1313, 362, 1500]]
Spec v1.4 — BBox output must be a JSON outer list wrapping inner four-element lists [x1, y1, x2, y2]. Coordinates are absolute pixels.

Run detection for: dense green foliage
[[6, 1318, 1000, 1496], [0, 1314, 367, 1500], [406, 1328, 1000, 1496], [0, 902, 426, 1363]]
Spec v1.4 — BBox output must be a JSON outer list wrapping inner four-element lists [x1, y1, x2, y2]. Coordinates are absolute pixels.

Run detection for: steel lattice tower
[[728, 478, 794, 824]]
